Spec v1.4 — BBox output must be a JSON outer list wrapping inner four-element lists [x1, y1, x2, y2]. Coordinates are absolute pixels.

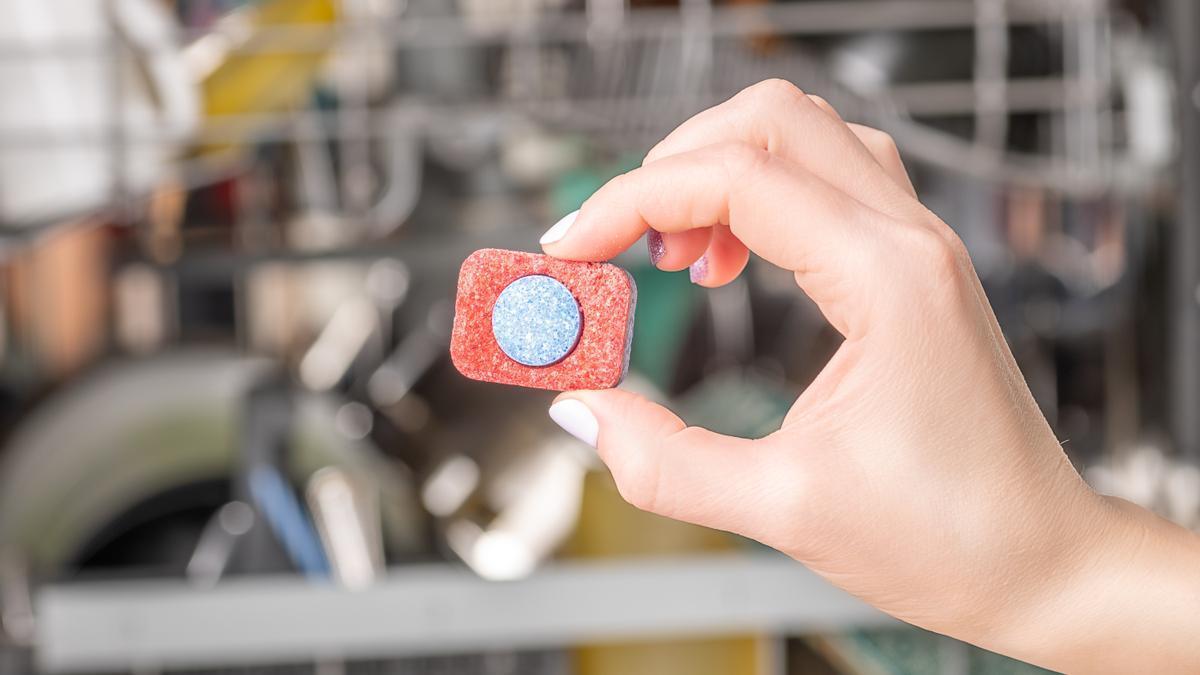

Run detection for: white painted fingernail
[[540, 210, 579, 245], [548, 399, 598, 447]]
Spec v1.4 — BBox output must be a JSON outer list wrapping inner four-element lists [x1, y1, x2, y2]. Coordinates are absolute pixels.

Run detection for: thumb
[[549, 389, 772, 535]]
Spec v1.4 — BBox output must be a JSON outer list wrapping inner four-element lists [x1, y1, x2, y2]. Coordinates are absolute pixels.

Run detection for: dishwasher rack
[[0, 0, 1162, 241]]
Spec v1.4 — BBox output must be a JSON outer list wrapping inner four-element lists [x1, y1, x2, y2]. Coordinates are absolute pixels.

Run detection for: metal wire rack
[[0, 4, 1185, 670], [0, 0, 1163, 243]]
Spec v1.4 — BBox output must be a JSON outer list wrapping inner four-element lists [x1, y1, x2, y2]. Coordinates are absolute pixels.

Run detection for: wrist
[[991, 493, 1200, 672]]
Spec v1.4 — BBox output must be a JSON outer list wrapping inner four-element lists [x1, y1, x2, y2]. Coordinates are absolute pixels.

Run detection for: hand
[[541, 79, 1200, 672]]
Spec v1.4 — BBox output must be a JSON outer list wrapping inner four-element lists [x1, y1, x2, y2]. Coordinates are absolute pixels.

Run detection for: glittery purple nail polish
[[647, 230, 666, 266], [689, 255, 708, 284]]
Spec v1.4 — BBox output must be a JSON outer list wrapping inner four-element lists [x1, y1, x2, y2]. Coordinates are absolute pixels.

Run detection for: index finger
[[542, 141, 887, 338], [645, 80, 919, 213]]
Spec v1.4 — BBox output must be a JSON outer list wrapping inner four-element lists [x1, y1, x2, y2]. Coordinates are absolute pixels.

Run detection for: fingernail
[[540, 210, 579, 245], [548, 399, 599, 447], [647, 230, 666, 265], [689, 255, 709, 284]]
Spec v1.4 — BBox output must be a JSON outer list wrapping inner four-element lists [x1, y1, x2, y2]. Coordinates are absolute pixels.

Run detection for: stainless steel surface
[[36, 554, 891, 672]]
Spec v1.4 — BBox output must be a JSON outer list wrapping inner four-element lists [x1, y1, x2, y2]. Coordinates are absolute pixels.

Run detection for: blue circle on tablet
[[491, 275, 582, 367]]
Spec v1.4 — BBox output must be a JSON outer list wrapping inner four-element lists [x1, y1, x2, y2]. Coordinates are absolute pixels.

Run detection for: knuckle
[[859, 126, 900, 157], [596, 170, 629, 198], [600, 169, 641, 201], [754, 439, 822, 549], [740, 78, 807, 108], [642, 140, 667, 166], [612, 423, 701, 516], [606, 388, 646, 417], [711, 141, 772, 184], [915, 227, 961, 270], [807, 94, 838, 117], [876, 132, 901, 159], [669, 425, 712, 450], [895, 224, 970, 287], [611, 452, 660, 513]]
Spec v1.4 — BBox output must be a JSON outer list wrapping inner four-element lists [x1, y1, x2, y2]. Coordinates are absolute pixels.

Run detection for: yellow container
[[195, 0, 338, 155], [566, 471, 770, 675]]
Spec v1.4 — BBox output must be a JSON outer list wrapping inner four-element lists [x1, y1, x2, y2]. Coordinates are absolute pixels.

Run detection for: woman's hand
[[541, 79, 1200, 672]]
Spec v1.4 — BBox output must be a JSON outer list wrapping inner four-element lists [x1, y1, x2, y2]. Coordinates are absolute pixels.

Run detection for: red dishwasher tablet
[[450, 249, 637, 391]]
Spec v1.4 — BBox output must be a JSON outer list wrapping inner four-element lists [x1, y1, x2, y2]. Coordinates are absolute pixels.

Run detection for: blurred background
[[0, 0, 1192, 672]]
